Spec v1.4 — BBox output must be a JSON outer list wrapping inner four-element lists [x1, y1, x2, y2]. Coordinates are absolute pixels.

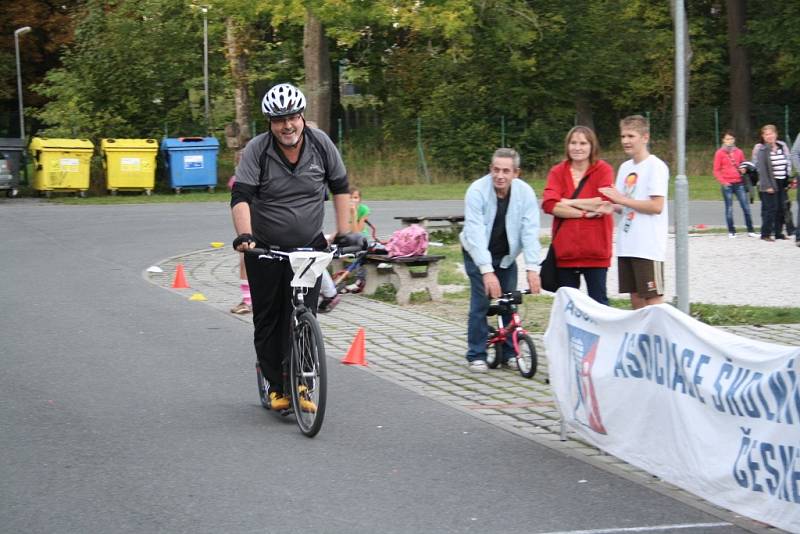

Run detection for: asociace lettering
[[613, 332, 710, 402], [733, 427, 800, 504], [563, 298, 596, 324], [613, 333, 800, 425]]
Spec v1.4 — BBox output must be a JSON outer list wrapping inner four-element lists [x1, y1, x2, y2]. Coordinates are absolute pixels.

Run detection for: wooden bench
[[395, 215, 465, 234], [362, 254, 445, 305]]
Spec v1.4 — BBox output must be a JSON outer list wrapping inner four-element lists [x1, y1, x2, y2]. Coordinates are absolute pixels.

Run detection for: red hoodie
[[712, 146, 745, 185], [541, 160, 614, 268]]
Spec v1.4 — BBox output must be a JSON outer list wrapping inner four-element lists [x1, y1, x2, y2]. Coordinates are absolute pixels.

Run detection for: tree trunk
[[574, 96, 595, 130], [725, 0, 753, 145], [303, 9, 332, 134], [224, 17, 252, 158]]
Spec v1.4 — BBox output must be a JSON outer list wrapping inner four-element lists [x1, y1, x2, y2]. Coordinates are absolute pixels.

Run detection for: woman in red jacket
[[541, 126, 615, 304], [713, 130, 756, 238]]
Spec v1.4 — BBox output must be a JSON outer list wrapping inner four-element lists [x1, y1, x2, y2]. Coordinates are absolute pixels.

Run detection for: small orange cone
[[342, 327, 367, 366], [172, 263, 190, 289]]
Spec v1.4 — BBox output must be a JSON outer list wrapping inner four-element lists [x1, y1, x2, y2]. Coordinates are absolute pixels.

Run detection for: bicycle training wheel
[[289, 312, 327, 437], [256, 361, 269, 409], [516, 333, 538, 378], [486, 326, 501, 369]]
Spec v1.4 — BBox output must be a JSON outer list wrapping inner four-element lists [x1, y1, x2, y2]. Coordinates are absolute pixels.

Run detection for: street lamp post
[[201, 7, 210, 135], [673, 0, 689, 313], [14, 26, 32, 139]]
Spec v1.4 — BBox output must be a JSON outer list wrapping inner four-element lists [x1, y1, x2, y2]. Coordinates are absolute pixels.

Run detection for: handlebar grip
[[244, 247, 269, 256]]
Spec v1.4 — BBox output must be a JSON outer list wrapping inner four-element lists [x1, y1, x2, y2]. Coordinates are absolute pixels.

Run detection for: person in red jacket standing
[[713, 130, 756, 238], [542, 126, 615, 304]]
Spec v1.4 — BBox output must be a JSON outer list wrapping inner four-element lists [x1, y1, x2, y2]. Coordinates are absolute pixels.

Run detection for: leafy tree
[[33, 0, 214, 139], [0, 0, 81, 136], [746, 1, 800, 95], [744, 0, 800, 138], [21, 0, 794, 177]]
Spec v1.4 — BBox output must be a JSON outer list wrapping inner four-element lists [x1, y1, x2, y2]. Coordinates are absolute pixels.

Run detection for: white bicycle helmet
[[261, 83, 306, 119]]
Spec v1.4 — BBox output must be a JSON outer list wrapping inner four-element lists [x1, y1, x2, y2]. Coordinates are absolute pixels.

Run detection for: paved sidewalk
[[145, 237, 797, 533], [510, 232, 800, 306]]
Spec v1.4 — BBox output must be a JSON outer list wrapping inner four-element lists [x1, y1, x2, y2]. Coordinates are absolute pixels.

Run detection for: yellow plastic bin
[[29, 137, 94, 198], [101, 138, 158, 195]]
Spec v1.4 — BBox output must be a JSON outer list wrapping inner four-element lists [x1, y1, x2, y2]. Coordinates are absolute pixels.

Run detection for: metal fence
[[333, 103, 800, 180]]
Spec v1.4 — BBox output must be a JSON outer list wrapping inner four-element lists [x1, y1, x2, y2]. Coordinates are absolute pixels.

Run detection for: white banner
[[544, 288, 800, 532]]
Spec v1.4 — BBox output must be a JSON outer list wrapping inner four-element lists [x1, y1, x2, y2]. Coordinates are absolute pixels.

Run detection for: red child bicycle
[[485, 290, 537, 378]]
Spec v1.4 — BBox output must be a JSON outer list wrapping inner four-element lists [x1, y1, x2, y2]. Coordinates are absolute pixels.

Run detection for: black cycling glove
[[334, 232, 368, 250], [232, 233, 255, 250]]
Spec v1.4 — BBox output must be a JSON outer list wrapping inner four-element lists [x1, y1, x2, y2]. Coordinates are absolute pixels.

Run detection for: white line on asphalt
[[538, 523, 731, 534]]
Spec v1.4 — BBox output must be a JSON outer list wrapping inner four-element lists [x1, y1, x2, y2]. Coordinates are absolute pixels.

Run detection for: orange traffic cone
[[342, 327, 367, 366], [171, 263, 190, 289]]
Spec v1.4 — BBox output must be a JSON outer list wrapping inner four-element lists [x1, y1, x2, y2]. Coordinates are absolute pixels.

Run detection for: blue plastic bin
[[160, 137, 219, 193]]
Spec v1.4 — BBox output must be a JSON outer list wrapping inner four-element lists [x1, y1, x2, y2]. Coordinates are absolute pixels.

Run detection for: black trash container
[[0, 138, 25, 198]]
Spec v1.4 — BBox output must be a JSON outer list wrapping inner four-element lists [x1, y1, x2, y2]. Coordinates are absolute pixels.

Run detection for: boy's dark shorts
[[617, 257, 664, 298]]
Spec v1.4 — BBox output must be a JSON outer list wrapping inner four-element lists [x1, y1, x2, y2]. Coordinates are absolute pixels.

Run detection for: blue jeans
[[463, 250, 517, 363], [556, 267, 609, 305], [721, 183, 754, 234]]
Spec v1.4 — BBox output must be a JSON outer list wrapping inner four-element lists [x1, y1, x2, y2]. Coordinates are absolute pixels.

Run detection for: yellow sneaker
[[268, 392, 290, 411], [297, 385, 317, 413]]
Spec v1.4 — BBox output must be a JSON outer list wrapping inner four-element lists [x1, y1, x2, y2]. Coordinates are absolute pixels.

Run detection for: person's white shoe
[[728, 233, 736, 238], [468, 360, 488, 373], [748, 232, 759, 237]]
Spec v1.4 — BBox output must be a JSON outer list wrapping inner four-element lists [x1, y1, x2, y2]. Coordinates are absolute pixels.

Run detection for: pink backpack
[[386, 224, 429, 257]]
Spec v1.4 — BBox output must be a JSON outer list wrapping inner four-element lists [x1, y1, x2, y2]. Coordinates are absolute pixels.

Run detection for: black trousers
[[760, 188, 787, 238], [244, 251, 321, 395]]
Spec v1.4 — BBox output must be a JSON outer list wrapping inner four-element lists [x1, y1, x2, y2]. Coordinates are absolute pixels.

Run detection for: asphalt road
[[0, 200, 758, 533]]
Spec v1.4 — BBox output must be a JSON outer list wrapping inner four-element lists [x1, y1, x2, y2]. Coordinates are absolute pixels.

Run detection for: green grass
[[362, 175, 725, 201], [687, 303, 800, 326], [359, 183, 470, 201], [674, 175, 726, 201]]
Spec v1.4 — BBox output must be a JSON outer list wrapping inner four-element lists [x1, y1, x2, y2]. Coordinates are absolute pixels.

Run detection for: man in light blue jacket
[[460, 148, 542, 372]]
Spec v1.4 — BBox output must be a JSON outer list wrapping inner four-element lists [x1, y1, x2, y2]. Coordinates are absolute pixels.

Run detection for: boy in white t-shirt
[[599, 115, 669, 309]]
